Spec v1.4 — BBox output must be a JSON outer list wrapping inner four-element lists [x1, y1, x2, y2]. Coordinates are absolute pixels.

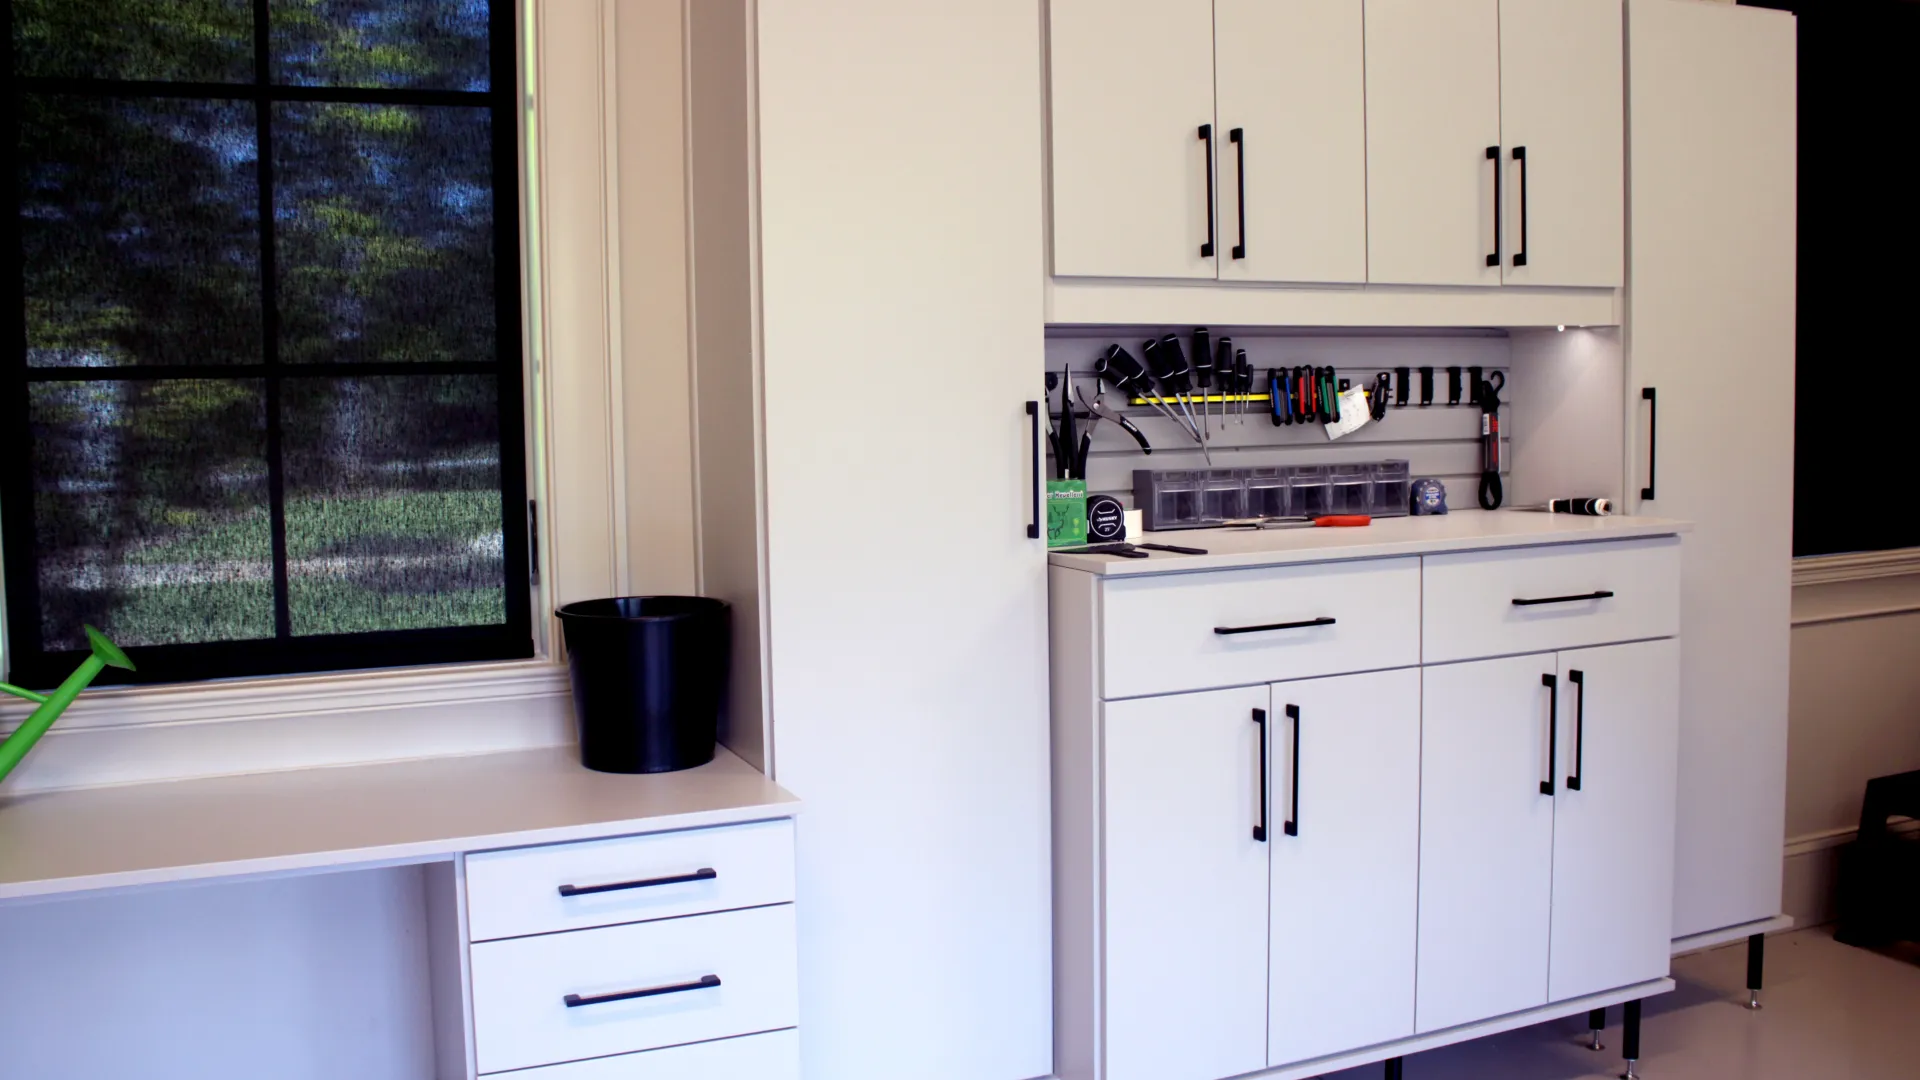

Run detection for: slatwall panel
[[1042, 328, 1514, 504]]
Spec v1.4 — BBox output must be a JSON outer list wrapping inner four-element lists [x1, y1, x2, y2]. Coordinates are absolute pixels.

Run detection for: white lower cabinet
[[504, 1030, 800, 1080], [1268, 669, 1421, 1065]]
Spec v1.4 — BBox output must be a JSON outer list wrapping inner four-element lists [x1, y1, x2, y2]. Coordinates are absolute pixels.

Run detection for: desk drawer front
[[1100, 558, 1421, 698], [470, 903, 799, 1074], [500, 1028, 799, 1080], [1422, 538, 1680, 663], [466, 819, 795, 942]]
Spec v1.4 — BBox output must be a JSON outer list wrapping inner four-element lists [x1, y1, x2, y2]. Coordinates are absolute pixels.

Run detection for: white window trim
[[1, 1, 686, 792]]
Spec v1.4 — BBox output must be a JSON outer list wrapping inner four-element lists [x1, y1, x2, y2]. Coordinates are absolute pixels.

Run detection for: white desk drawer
[[1422, 538, 1680, 663], [466, 819, 794, 942], [1100, 558, 1421, 698], [501, 1029, 799, 1080], [470, 903, 799, 1075]]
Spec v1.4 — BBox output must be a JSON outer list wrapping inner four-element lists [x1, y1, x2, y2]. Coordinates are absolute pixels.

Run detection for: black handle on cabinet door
[[1230, 127, 1248, 260], [564, 974, 721, 1008], [1640, 387, 1658, 501], [1511, 147, 1529, 268], [1511, 590, 1616, 607], [558, 868, 717, 898], [1284, 704, 1301, 837], [1540, 673, 1559, 796], [1567, 670, 1586, 791], [1252, 707, 1269, 842], [1214, 616, 1336, 636], [1486, 146, 1503, 268], [1026, 401, 1042, 539], [1199, 124, 1217, 259]]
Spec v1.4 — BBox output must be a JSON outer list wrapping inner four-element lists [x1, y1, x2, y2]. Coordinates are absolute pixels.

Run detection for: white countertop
[[0, 746, 797, 902], [1049, 510, 1690, 577]]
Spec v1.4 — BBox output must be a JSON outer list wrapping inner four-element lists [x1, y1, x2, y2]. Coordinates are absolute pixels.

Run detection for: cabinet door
[[1417, 654, 1555, 1032], [1268, 668, 1420, 1066], [1627, 0, 1795, 942], [1048, 0, 1218, 280], [1214, 0, 1367, 284], [1549, 640, 1681, 1001], [1103, 686, 1271, 1080], [1499, 0, 1624, 287], [1364, 0, 1503, 285]]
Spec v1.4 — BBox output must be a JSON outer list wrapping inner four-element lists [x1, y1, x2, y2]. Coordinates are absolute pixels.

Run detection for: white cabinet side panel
[[1626, 0, 1796, 939], [753, 5, 1053, 1079], [1050, 565, 1104, 1080]]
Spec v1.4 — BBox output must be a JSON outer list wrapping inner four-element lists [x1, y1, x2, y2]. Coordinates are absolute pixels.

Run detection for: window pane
[[274, 103, 495, 365], [270, 0, 489, 91], [29, 380, 274, 651], [11, 0, 256, 82], [282, 375, 505, 636], [18, 94, 262, 368]]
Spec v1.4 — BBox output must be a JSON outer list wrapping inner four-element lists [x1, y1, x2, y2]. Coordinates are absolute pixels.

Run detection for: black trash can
[[556, 596, 729, 774]]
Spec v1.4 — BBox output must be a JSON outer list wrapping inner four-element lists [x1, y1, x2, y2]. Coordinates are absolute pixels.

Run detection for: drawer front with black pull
[[1421, 537, 1680, 663], [465, 819, 795, 942], [469, 903, 799, 1074], [1100, 557, 1420, 698]]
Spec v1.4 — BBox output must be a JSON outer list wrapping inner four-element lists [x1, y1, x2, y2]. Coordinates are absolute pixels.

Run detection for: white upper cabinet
[[1214, 0, 1368, 284], [1048, 0, 1218, 280], [1364, 0, 1504, 286], [1499, 0, 1625, 287]]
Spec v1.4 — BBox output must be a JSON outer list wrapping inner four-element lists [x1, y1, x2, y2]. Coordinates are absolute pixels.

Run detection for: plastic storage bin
[[1243, 467, 1290, 519], [1329, 465, 1373, 516], [1134, 470, 1204, 530], [1371, 460, 1411, 518], [1289, 466, 1333, 519], [1202, 469, 1246, 521]]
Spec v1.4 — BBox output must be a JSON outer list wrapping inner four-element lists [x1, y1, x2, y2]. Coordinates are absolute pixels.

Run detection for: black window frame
[[1, 0, 534, 688]]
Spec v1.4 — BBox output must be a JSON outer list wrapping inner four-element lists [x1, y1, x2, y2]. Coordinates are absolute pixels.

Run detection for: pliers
[[1076, 385, 1152, 457]]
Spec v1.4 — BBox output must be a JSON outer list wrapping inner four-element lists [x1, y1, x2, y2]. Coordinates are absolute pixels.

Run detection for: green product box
[[1046, 480, 1088, 548]]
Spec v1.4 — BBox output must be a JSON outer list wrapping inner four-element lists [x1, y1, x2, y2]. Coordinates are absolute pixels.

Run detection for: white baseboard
[[1781, 819, 1920, 928]]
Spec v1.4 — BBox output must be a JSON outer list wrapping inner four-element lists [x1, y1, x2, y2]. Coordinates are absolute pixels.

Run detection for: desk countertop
[[1048, 510, 1690, 577], [0, 746, 797, 902]]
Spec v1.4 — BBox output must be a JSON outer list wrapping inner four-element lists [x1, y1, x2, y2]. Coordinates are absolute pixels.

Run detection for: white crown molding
[[1793, 547, 1920, 587], [1791, 548, 1920, 627]]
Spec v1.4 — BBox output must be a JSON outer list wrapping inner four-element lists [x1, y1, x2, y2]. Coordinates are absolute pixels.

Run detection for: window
[[2, 0, 532, 688]]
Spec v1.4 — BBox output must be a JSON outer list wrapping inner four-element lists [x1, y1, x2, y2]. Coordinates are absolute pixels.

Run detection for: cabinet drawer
[[501, 1029, 799, 1080], [470, 904, 799, 1075], [1100, 558, 1420, 698], [466, 819, 794, 942], [1422, 538, 1680, 663]]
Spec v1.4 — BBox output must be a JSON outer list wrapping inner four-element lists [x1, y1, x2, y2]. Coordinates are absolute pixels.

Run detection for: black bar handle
[[1026, 401, 1042, 539], [558, 867, 717, 898], [1511, 146, 1529, 268], [1284, 704, 1301, 837], [1567, 669, 1586, 791], [1486, 145, 1502, 268], [1512, 590, 1615, 608], [1214, 616, 1335, 636], [1541, 673, 1558, 796], [564, 973, 721, 1008], [1229, 127, 1247, 260], [1252, 707, 1268, 842], [1199, 124, 1216, 258], [1640, 387, 1658, 501]]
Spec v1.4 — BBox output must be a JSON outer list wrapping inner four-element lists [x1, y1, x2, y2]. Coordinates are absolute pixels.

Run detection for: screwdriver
[[1158, 334, 1206, 446], [1145, 336, 1206, 454], [1214, 337, 1235, 434], [1191, 327, 1214, 446], [1235, 349, 1253, 424], [1095, 344, 1189, 437]]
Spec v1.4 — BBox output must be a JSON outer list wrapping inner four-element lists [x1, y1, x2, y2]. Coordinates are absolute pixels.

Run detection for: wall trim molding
[[1793, 547, 1920, 587], [1790, 548, 1920, 626]]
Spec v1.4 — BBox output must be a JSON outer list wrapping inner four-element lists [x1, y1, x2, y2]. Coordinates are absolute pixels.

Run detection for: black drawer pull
[[1540, 673, 1558, 797], [558, 868, 717, 898], [1283, 704, 1301, 838], [1567, 669, 1586, 791], [1511, 591, 1615, 608], [1252, 707, 1269, 843], [565, 974, 721, 1008], [1214, 616, 1335, 636]]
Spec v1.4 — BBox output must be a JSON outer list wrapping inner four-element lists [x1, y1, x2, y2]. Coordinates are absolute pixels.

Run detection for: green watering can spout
[[0, 625, 133, 786]]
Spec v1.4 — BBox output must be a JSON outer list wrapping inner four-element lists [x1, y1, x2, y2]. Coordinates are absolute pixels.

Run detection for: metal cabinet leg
[[1746, 931, 1765, 1009], [1621, 998, 1642, 1079], [1587, 1006, 1607, 1050], [1384, 1056, 1403, 1080]]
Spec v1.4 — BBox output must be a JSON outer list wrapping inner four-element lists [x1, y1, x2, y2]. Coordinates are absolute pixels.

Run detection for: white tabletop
[[1049, 510, 1690, 577], [0, 746, 797, 902]]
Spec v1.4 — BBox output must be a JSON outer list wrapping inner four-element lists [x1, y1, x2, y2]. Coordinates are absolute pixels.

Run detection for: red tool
[[1229, 515, 1372, 530]]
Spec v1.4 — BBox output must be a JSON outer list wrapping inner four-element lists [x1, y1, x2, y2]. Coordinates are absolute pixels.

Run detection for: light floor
[[1321, 926, 1920, 1079]]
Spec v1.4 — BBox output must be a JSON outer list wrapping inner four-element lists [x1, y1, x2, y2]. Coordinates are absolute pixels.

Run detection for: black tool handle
[[1512, 590, 1614, 607], [1641, 387, 1658, 500], [1115, 415, 1152, 453], [1252, 707, 1268, 842], [1230, 127, 1248, 260], [1447, 366, 1463, 406], [1512, 146, 1529, 268], [1193, 328, 1214, 387], [1541, 673, 1558, 796], [1395, 367, 1411, 407], [1026, 401, 1042, 539], [1284, 704, 1301, 837], [558, 868, 716, 898], [1486, 145, 1502, 268], [1215, 616, 1335, 636], [565, 974, 720, 1008], [1567, 669, 1585, 791], [1419, 367, 1434, 407], [1199, 124, 1216, 259]]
